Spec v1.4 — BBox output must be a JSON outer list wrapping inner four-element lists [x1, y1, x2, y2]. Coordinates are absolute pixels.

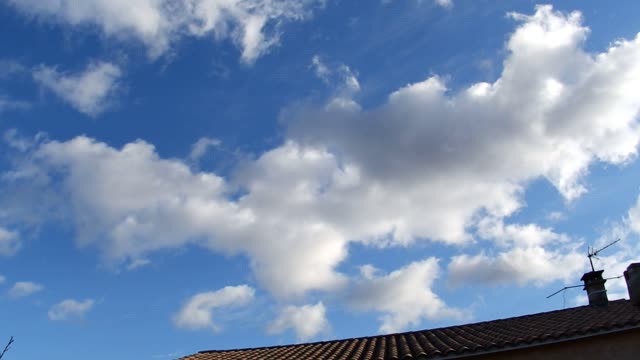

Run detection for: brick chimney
[[581, 270, 608, 307], [624, 263, 640, 306]]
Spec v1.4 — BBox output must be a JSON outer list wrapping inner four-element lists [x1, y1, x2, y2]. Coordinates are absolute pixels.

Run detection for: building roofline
[[193, 299, 639, 357], [431, 323, 640, 359]]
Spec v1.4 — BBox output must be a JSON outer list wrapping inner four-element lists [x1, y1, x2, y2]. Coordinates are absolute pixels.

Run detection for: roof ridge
[[198, 299, 632, 354]]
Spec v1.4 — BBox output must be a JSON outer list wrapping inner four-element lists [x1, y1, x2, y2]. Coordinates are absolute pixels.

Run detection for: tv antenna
[[546, 238, 621, 304], [587, 238, 620, 272]]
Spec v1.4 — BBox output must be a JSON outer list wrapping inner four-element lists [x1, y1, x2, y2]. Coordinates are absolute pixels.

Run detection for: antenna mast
[[587, 238, 620, 272]]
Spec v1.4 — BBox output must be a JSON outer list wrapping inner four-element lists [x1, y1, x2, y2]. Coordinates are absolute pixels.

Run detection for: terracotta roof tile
[[182, 299, 640, 360]]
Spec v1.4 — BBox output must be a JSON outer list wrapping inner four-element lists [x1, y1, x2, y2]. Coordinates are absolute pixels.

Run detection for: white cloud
[[476, 217, 570, 248], [285, 4, 640, 245], [4, 5, 640, 304], [0, 59, 27, 79], [8, 0, 323, 63], [311, 55, 331, 82], [173, 285, 255, 331], [267, 302, 329, 340], [126, 258, 151, 270], [9, 281, 44, 298], [48, 299, 95, 321], [10, 137, 348, 298], [435, 0, 453, 9], [0, 227, 20, 256], [0, 60, 30, 113], [546, 211, 566, 222], [189, 137, 221, 162], [310, 55, 360, 97], [33, 62, 122, 117], [581, 196, 640, 300], [448, 246, 585, 287], [0, 275, 6, 284], [448, 218, 585, 287], [347, 258, 464, 333], [627, 194, 640, 234], [448, 202, 637, 291], [382, 0, 452, 9], [3, 129, 38, 152], [0, 96, 30, 113], [7, 0, 170, 56]]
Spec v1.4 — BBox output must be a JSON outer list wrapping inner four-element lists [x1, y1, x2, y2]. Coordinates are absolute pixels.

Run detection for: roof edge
[[432, 323, 640, 360], [194, 299, 633, 355]]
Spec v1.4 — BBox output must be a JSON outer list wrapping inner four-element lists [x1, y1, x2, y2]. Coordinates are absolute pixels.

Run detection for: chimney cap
[[581, 270, 608, 306], [625, 263, 640, 306], [627, 263, 640, 270], [581, 270, 605, 282]]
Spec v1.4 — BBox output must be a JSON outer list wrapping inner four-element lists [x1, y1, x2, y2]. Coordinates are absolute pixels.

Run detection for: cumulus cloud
[[48, 299, 95, 321], [9, 281, 44, 298], [448, 246, 584, 287], [4, 5, 640, 305], [447, 217, 586, 287], [283, 4, 640, 246], [32, 62, 122, 117], [268, 302, 329, 340], [0, 227, 20, 256], [347, 258, 464, 333], [7, 136, 348, 298], [7, 0, 323, 63], [476, 217, 571, 247], [173, 285, 255, 331]]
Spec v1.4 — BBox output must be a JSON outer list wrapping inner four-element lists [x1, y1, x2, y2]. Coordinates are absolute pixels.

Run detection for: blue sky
[[1, 1, 640, 359]]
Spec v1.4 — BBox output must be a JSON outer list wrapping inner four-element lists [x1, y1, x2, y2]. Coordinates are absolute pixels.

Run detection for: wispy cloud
[[173, 285, 255, 331], [0, 59, 27, 79], [310, 55, 360, 97], [7, 0, 325, 63], [9, 281, 44, 298], [435, 0, 453, 9], [48, 299, 95, 321], [126, 258, 151, 271], [0, 96, 30, 113], [189, 137, 221, 163], [382, 0, 453, 9], [33, 61, 122, 117], [0, 227, 20, 257]]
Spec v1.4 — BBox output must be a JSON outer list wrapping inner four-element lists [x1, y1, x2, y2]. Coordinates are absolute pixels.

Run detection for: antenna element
[[587, 238, 620, 272]]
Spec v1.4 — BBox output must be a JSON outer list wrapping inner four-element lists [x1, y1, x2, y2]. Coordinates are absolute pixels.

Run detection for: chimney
[[624, 263, 640, 306], [581, 270, 608, 307]]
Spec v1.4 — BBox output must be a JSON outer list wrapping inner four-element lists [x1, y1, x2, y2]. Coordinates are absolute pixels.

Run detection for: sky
[[1, 0, 640, 359]]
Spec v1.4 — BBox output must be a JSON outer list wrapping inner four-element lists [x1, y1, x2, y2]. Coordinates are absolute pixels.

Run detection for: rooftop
[[181, 299, 640, 360]]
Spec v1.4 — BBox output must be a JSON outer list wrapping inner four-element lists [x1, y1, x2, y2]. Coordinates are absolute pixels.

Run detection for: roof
[[181, 299, 640, 360]]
